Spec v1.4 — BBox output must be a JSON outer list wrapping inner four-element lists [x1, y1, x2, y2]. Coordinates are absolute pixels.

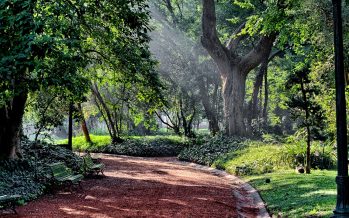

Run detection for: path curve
[[3, 154, 269, 218]]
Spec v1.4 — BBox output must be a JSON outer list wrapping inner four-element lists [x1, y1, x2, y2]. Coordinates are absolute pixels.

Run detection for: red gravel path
[[2, 155, 263, 218]]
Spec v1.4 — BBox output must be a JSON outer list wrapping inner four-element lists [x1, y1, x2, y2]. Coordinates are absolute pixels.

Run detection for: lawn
[[56, 135, 111, 151], [245, 170, 336, 218]]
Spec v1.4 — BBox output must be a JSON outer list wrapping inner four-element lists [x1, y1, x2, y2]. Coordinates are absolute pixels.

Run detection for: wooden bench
[[48, 162, 83, 189], [0, 194, 22, 214], [83, 153, 105, 176]]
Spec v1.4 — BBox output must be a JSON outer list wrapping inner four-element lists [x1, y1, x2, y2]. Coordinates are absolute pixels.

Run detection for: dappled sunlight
[[60, 205, 114, 218], [159, 198, 188, 206], [13, 154, 240, 217], [301, 190, 336, 197]]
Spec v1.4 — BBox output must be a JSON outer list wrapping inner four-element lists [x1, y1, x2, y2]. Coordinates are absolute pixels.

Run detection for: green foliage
[[180, 137, 335, 176], [213, 142, 287, 176], [102, 136, 189, 157], [246, 170, 336, 217], [281, 135, 336, 170], [58, 135, 188, 157], [286, 65, 327, 141], [0, 140, 83, 204], [57, 135, 111, 151], [178, 136, 245, 165]]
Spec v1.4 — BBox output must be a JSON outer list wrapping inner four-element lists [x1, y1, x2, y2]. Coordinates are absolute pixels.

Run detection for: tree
[[0, 0, 159, 159], [286, 65, 327, 174], [201, 0, 282, 136], [0, 0, 89, 159]]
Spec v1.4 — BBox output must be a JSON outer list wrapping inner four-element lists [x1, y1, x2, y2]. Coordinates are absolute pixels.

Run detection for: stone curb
[[171, 160, 270, 218]]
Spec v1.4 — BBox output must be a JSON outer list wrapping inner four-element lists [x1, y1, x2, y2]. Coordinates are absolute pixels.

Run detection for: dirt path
[[3, 155, 268, 218]]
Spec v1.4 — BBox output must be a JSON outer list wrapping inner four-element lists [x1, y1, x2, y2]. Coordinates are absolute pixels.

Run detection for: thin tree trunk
[[78, 104, 91, 143], [68, 103, 73, 151], [248, 57, 269, 126], [262, 70, 269, 125], [300, 78, 311, 174], [91, 83, 122, 143], [198, 76, 220, 135], [93, 95, 112, 137]]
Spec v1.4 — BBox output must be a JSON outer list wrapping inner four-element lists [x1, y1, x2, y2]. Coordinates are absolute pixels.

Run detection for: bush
[[280, 140, 336, 170], [178, 136, 245, 165], [102, 136, 189, 157], [0, 140, 83, 204]]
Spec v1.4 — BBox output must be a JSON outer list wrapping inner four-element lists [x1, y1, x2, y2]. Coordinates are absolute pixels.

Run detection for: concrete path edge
[[173, 160, 270, 218]]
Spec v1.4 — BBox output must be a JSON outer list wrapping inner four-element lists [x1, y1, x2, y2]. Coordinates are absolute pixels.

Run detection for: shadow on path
[[3, 155, 251, 218]]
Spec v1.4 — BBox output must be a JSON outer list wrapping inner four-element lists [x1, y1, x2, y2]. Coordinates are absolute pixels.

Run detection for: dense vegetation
[[0, 140, 82, 203], [58, 135, 189, 157], [1, 0, 348, 217]]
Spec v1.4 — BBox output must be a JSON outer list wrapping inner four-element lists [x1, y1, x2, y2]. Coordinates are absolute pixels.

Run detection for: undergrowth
[[178, 136, 245, 165], [102, 136, 189, 157], [0, 140, 83, 206], [58, 135, 189, 157]]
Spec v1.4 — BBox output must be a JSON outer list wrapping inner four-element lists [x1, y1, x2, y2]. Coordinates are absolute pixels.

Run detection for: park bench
[[0, 194, 22, 214], [48, 162, 83, 189], [83, 153, 105, 176]]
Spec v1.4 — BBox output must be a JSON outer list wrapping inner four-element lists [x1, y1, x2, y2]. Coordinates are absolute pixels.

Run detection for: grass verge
[[245, 170, 336, 217], [57, 135, 111, 151]]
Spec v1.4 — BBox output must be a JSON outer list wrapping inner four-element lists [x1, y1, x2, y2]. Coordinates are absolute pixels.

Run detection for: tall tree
[[201, 0, 278, 136], [0, 0, 159, 159]]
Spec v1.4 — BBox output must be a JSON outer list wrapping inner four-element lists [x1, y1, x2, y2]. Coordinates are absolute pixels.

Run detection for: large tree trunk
[[222, 70, 247, 136], [201, 0, 276, 137], [0, 91, 28, 160]]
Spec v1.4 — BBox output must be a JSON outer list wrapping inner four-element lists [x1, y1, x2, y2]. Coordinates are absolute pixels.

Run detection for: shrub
[[0, 140, 83, 204], [178, 136, 245, 165], [102, 136, 189, 157], [280, 140, 336, 170]]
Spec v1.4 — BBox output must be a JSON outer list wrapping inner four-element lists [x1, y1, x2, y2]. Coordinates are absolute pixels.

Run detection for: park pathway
[[5, 155, 269, 218]]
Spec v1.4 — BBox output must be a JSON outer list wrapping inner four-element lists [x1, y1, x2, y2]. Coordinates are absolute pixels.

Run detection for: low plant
[[0, 140, 83, 205], [280, 139, 336, 170], [178, 136, 245, 165], [213, 141, 287, 175], [102, 136, 189, 157]]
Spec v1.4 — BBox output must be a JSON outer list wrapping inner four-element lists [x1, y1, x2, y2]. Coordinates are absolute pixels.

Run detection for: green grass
[[56, 135, 111, 151], [213, 142, 289, 175], [244, 170, 336, 217]]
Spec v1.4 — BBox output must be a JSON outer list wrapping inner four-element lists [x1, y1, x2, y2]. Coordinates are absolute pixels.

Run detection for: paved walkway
[[3, 155, 269, 218]]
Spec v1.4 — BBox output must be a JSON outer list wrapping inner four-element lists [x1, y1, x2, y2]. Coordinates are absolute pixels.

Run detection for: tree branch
[[226, 22, 247, 52], [201, 0, 231, 75], [239, 33, 277, 75]]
